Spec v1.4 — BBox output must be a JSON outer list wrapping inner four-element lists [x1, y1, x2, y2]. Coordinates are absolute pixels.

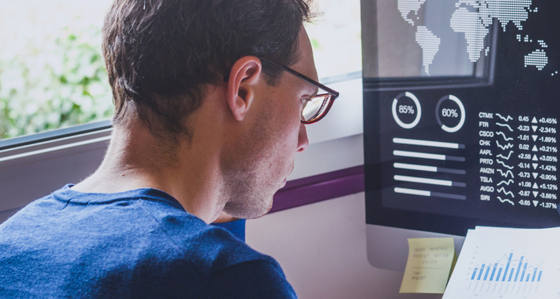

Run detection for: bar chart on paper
[[466, 252, 544, 296], [443, 227, 560, 299]]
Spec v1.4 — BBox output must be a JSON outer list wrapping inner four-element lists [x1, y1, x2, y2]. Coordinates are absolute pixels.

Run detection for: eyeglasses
[[260, 58, 340, 124]]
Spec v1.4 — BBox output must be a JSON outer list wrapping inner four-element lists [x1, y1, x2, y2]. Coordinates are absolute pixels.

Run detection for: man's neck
[[71, 123, 225, 223]]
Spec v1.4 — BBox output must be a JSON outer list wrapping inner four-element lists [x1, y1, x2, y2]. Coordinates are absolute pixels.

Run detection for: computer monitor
[[363, 0, 559, 270]]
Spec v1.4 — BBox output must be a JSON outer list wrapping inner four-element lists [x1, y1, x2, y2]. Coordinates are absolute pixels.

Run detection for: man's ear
[[226, 56, 263, 121]]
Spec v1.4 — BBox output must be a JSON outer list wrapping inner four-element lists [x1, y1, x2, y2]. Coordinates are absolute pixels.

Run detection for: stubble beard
[[220, 167, 276, 219], [220, 99, 289, 219], [219, 135, 278, 219]]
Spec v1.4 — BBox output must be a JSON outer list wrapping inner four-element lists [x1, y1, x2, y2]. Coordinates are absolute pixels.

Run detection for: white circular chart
[[436, 95, 466, 133], [392, 92, 422, 129]]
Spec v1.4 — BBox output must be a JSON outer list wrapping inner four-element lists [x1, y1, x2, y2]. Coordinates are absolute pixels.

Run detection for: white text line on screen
[[394, 188, 467, 200], [394, 163, 467, 174], [393, 150, 466, 162], [393, 137, 465, 149], [394, 175, 466, 187]]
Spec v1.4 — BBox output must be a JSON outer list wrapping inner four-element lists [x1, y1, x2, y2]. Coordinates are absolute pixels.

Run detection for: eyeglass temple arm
[[260, 58, 340, 99]]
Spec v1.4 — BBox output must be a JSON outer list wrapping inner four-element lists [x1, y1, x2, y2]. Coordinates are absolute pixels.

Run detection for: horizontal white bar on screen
[[394, 163, 437, 172], [394, 187, 430, 197], [393, 138, 463, 149], [393, 150, 446, 161], [394, 175, 453, 186], [394, 187, 467, 200]]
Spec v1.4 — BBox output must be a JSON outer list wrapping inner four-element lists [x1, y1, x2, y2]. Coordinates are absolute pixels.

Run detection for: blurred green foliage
[[0, 26, 113, 140]]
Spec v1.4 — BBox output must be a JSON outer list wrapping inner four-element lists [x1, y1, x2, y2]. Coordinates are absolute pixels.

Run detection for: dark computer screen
[[363, 0, 560, 236]]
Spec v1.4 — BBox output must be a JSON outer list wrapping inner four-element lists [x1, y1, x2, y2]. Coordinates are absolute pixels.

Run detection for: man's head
[[218, 28, 317, 218], [102, 0, 313, 141], [101, 0, 320, 220]]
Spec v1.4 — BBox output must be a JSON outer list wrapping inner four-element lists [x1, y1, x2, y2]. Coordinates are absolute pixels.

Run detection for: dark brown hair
[[102, 0, 313, 140]]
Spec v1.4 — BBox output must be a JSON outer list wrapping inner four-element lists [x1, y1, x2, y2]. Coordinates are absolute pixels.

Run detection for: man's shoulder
[[0, 186, 294, 297], [156, 211, 277, 273], [133, 212, 294, 298], [180, 224, 296, 298]]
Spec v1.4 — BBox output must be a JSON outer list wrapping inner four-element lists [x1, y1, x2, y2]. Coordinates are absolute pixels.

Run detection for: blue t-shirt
[[0, 185, 297, 298]]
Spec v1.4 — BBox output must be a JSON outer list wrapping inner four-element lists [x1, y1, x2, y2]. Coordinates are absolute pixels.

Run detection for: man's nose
[[297, 123, 309, 152]]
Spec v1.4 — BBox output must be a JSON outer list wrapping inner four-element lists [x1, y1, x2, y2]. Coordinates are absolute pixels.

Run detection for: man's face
[[222, 27, 315, 219]]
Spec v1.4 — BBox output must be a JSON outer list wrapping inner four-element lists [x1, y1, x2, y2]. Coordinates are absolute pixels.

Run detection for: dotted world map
[[398, 0, 557, 77]]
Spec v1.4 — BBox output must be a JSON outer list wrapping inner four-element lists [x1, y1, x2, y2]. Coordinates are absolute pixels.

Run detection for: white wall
[[247, 192, 443, 299]]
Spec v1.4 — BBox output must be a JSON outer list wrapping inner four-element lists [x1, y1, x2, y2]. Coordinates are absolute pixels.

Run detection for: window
[[0, 0, 362, 142], [0, 0, 113, 141], [305, 0, 362, 80]]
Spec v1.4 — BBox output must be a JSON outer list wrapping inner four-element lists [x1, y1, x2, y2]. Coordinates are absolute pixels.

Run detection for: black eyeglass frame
[[260, 58, 340, 124]]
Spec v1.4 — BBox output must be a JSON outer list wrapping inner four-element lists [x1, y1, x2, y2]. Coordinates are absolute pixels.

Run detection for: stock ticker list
[[478, 113, 558, 210]]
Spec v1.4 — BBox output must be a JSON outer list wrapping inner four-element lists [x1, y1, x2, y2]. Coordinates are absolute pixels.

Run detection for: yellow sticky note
[[399, 238, 456, 294]]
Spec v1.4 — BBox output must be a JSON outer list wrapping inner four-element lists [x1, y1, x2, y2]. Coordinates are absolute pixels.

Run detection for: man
[[0, 0, 339, 297]]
